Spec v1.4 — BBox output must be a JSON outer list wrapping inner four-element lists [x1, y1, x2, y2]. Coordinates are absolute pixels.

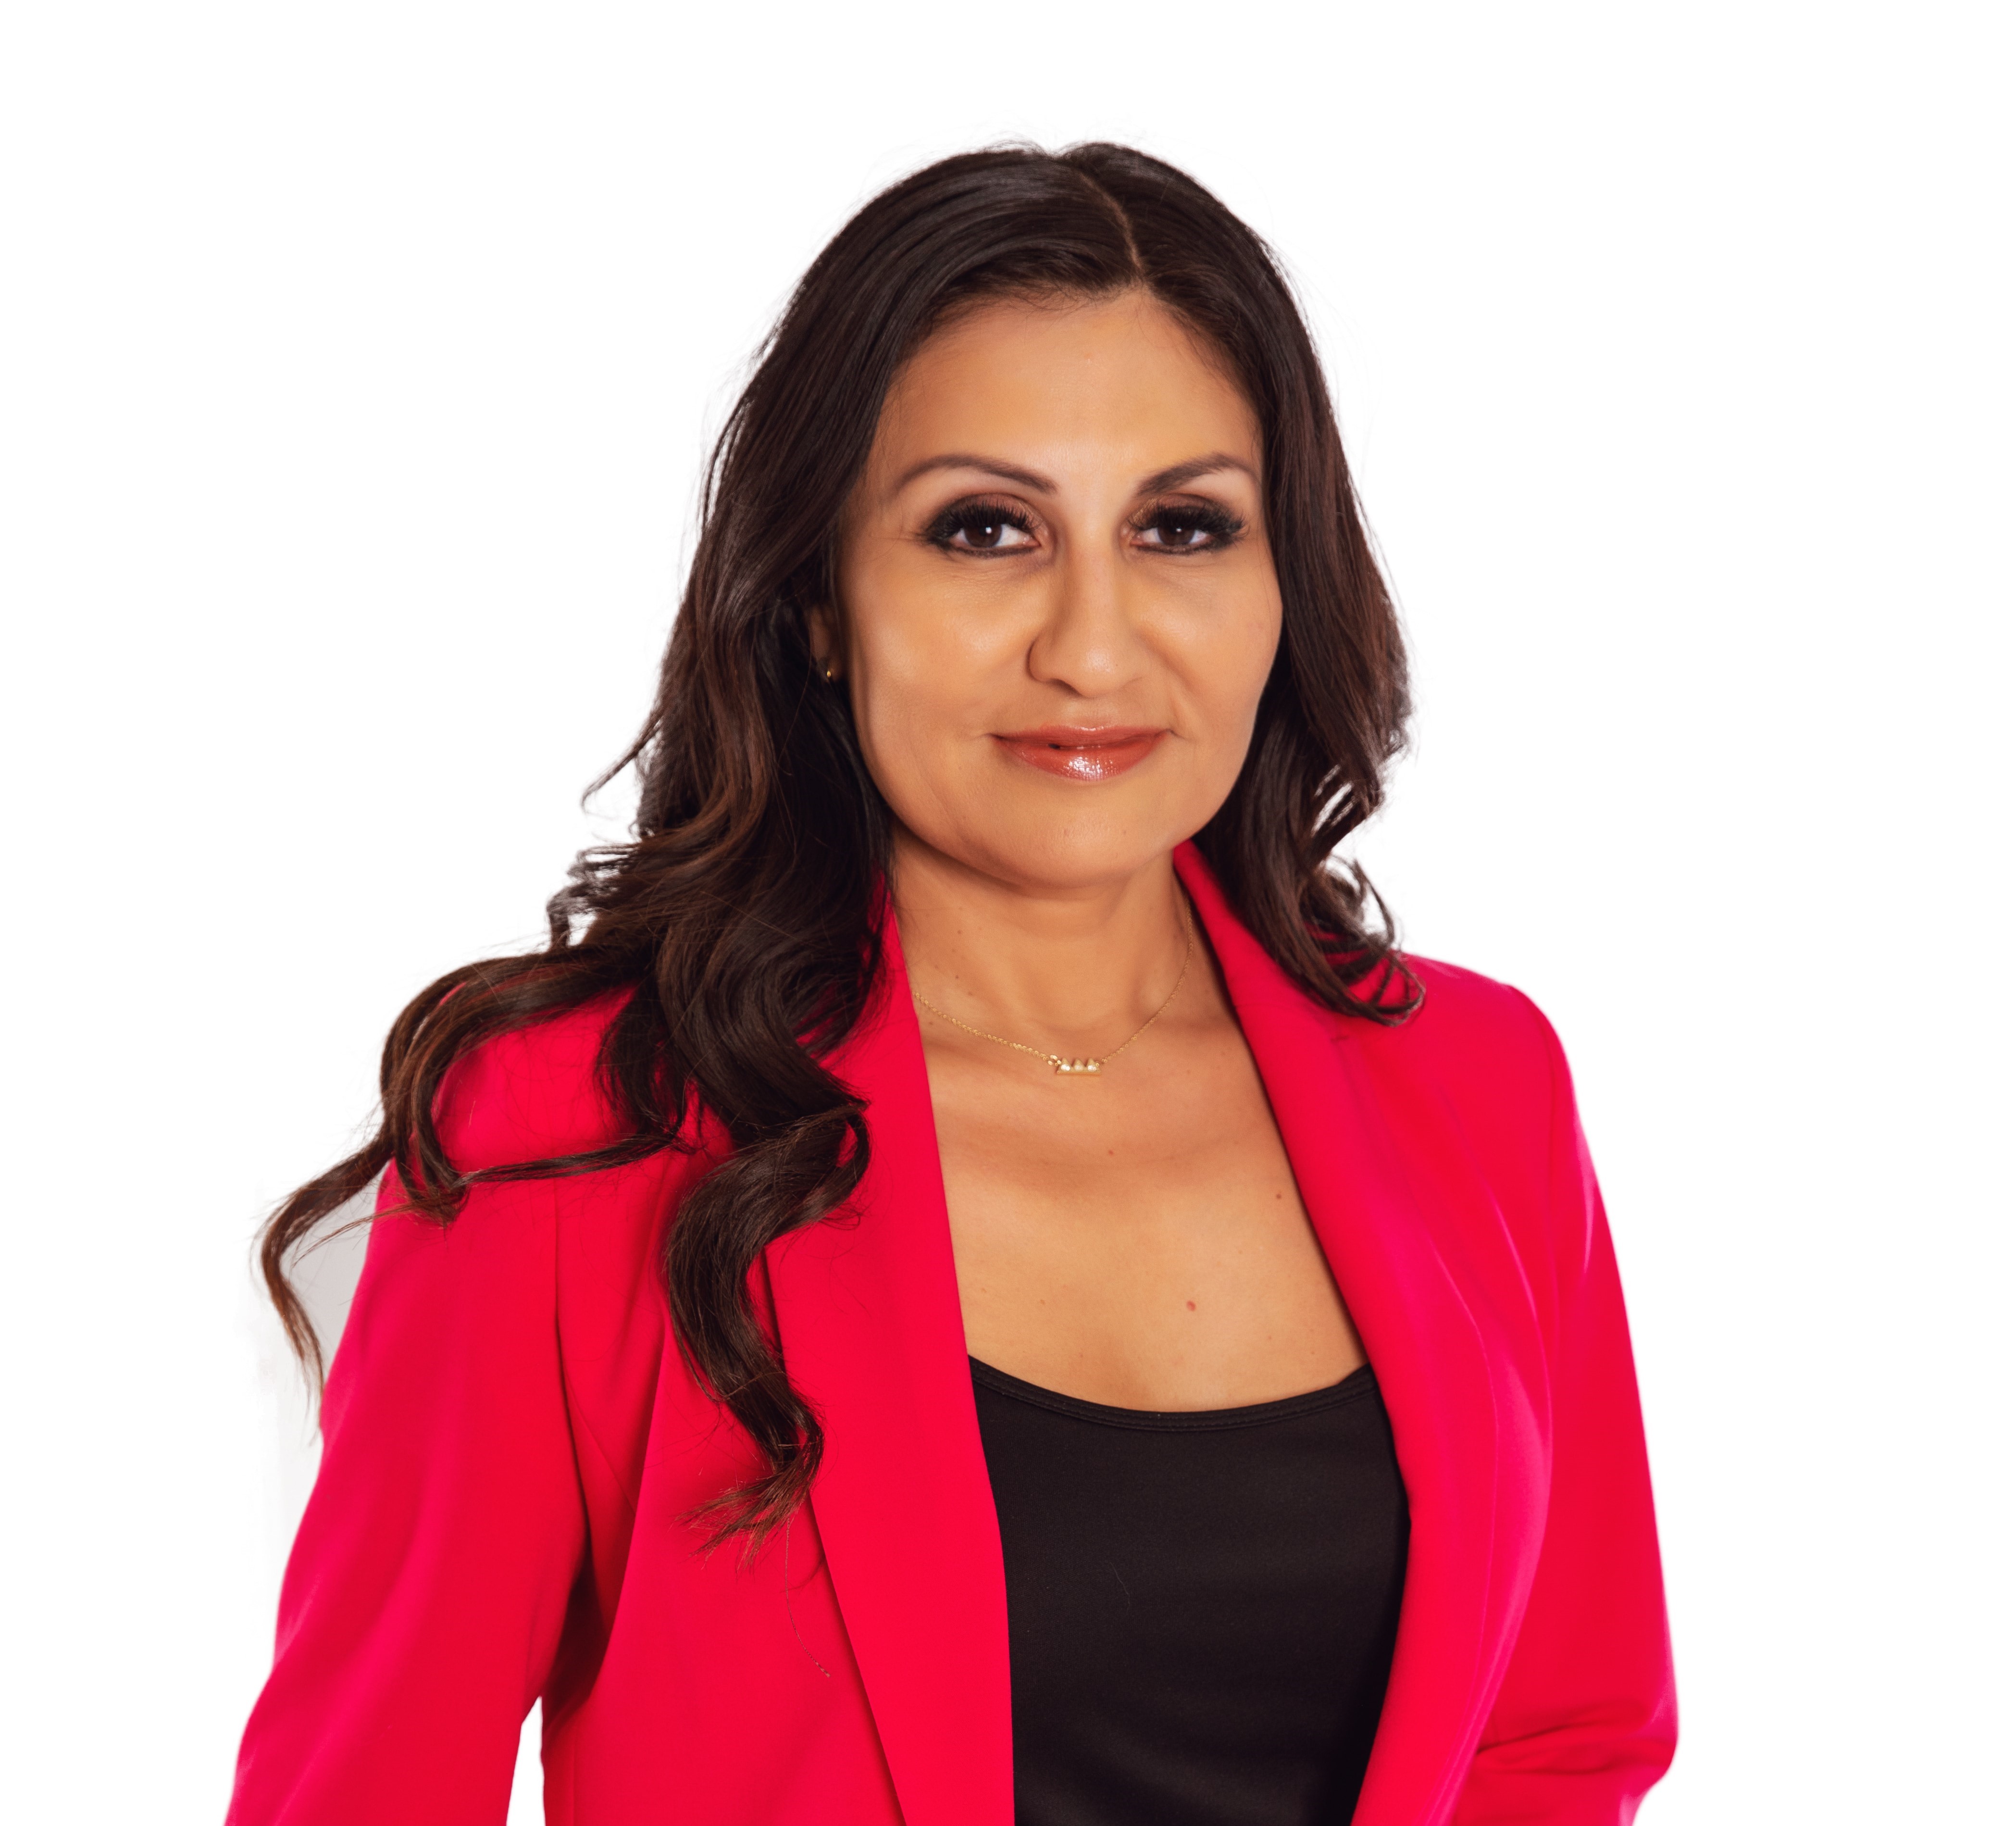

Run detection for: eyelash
[[924, 498, 1039, 552], [922, 497, 1247, 555], [1133, 502, 1245, 551]]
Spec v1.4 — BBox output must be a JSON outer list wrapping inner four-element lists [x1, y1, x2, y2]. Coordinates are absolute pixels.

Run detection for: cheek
[[1170, 586, 1282, 753], [842, 570, 1014, 801], [851, 646, 955, 797], [861, 594, 1014, 692]]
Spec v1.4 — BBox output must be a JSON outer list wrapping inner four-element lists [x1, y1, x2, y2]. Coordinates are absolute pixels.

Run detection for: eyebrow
[[888, 450, 1258, 500], [892, 453, 1055, 496], [1139, 452, 1259, 495]]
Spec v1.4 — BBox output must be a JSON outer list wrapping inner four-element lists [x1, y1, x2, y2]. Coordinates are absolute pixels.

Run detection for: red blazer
[[230, 845, 1675, 1825]]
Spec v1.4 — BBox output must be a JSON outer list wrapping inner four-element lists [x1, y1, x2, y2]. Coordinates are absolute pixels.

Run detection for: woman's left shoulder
[[1337, 958, 1610, 1299], [1341, 953, 1578, 1141], [1370, 953, 1567, 1066]]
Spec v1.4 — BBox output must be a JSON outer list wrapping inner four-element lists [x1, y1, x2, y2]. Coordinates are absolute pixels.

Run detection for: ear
[[806, 604, 842, 680]]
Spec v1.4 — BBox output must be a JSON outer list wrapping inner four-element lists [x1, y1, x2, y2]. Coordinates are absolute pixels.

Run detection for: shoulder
[[1375, 953, 1562, 1076], [433, 989, 643, 1175], [1340, 953, 1575, 1173], [356, 989, 704, 1389]]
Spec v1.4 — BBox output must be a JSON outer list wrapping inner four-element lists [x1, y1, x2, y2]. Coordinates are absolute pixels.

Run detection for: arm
[[228, 1046, 588, 1825], [1454, 1006, 1678, 1825]]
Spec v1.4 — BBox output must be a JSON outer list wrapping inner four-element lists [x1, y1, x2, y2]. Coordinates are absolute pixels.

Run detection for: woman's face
[[828, 290, 1282, 895]]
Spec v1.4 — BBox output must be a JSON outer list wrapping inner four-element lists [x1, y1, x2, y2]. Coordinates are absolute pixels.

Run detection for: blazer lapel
[[769, 850, 1519, 1826], [1174, 845, 1507, 1826], [764, 917, 1015, 1826]]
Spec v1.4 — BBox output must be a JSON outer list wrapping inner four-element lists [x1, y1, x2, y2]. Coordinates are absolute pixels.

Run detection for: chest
[[934, 1024, 1300, 1226], [925, 1020, 1364, 1407], [549, 974, 1568, 1826]]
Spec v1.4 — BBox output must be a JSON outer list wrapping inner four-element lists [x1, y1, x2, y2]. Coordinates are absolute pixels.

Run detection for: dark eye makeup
[[1130, 500, 1246, 550], [922, 497, 1038, 552], [921, 494, 1247, 555]]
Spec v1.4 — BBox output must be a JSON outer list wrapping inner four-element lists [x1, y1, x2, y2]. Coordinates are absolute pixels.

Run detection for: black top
[[971, 1358, 1409, 1826]]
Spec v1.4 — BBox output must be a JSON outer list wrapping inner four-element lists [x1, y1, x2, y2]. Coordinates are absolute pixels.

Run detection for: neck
[[889, 829, 1193, 1051]]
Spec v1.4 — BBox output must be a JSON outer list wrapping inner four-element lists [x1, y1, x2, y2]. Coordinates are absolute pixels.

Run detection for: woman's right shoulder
[[431, 987, 660, 1176], [347, 988, 700, 1392]]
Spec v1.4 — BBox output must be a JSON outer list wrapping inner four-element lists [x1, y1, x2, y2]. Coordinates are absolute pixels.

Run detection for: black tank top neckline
[[971, 1352, 1410, 1826], [969, 1356, 1378, 1431]]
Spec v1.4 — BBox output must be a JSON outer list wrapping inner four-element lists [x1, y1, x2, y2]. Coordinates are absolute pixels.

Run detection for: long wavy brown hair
[[261, 142, 1418, 1548]]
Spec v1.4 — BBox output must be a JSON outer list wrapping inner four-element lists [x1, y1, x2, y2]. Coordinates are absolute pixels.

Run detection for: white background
[[3, 4, 2010, 1821]]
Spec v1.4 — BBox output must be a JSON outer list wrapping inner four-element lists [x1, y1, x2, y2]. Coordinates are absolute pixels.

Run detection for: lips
[[994, 725, 1166, 781]]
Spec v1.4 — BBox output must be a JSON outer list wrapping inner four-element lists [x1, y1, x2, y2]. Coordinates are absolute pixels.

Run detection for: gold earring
[[822, 661, 837, 682]]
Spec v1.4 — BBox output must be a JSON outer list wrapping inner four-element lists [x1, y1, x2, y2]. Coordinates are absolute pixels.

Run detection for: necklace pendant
[[1052, 1057, 1102, 1076]]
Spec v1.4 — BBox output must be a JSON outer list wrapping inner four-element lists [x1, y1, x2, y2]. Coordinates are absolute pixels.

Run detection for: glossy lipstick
[[995, 725, 1165, 781]]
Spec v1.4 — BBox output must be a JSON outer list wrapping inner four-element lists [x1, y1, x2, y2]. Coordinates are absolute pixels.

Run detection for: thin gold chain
[[910, 898, 1194, 1076]]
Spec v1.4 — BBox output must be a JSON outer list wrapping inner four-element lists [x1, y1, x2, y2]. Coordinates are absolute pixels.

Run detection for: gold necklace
[[910, 900, 1194, 1076]]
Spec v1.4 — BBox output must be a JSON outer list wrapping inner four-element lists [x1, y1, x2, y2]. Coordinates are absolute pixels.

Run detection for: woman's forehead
[[867, 293, 1260, 499]]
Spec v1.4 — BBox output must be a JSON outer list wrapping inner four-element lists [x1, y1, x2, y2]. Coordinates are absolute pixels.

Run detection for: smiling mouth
[[994, 726, 1166, 781]]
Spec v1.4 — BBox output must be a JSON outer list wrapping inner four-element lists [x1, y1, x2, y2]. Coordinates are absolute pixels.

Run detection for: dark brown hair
[[261, 142, 1417, 1547]]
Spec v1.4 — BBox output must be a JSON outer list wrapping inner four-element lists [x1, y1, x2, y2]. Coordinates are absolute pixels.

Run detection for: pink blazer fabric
[[229, 845, 1675, 1825]]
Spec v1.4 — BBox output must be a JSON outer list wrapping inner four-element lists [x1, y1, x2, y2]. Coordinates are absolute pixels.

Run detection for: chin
[[927, 802, 1204, 896]]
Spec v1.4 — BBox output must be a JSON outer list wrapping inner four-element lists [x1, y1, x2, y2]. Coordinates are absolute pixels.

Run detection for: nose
[[1025, 538, 1152, 700]]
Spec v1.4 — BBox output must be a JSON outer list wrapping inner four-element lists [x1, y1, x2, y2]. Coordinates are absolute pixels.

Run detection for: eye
[[926, 499, 1040, 554], [1133, 501, 1245, 551]]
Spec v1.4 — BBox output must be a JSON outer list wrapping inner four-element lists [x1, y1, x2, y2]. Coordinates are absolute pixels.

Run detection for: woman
[[232, 144, 1674, 1826]]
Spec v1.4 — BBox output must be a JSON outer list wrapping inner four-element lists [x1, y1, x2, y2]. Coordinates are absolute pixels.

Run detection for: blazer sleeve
[[1453, 1003, 1678, 1825], [227, 1044, 589, 1826]]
